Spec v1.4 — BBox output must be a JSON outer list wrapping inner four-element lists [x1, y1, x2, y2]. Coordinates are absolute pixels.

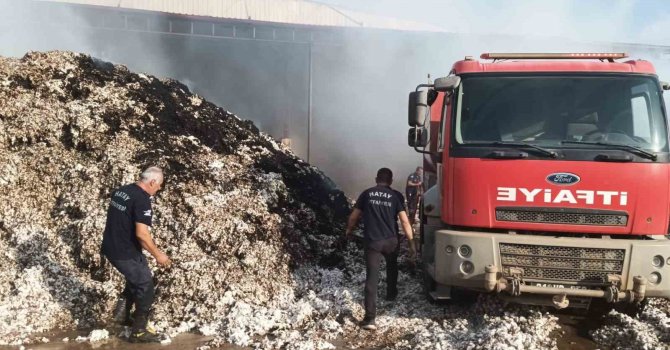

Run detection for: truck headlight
[[649, 272, 662, 285], [458, 245, 472, 258], [653, 255, 664, 268], [460, 261, 474, 274]]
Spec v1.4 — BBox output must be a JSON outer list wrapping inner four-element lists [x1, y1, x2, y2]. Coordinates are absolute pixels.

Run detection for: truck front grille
[[499, 243, 625, 283], [496, 207, 628, 226]]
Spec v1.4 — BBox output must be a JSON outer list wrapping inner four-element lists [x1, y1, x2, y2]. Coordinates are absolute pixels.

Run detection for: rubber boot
[[129, 313, 163, 343], [112, 297, 133, 326], [385, 288, 398, 301], [360, 316, 377, 330]]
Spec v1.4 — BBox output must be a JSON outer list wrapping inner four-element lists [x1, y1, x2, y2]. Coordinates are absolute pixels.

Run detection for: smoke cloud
[[1, 0, 669, 196], [319, 0, 670, 46]]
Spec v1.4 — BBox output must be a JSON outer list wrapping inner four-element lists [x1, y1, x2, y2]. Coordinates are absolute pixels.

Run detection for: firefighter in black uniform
[[346, 168, 416, 330], [405, 167, 423, 225], [101, 166, 171, 343]]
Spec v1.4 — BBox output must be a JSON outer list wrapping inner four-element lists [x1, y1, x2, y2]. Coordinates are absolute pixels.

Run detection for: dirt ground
[[555, 314, 599, 350], [0, 313, 606, 350], [0, 332, 217, 350]]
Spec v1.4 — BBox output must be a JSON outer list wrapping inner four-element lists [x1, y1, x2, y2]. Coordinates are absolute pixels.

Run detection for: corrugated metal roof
[[37, 0, 446, 32]]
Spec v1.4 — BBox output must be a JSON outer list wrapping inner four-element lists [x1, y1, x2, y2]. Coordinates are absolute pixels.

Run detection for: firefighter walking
[[346, 167, 416, 330]]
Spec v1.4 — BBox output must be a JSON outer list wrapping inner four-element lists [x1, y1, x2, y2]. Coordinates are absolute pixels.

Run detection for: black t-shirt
[[406, 173, 423, 193], [101, 184, 152, 260], [354, 185, 406, 242]]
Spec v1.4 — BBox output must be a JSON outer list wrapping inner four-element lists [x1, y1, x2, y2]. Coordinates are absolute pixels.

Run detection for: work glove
[[408, 243, 417, 267]]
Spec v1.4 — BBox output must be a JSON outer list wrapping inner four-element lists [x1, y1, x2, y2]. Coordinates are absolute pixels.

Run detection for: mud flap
[[429, 284, 452, 301]]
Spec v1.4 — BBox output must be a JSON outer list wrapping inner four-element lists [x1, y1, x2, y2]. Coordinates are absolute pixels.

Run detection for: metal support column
[[307, 42, 313, 163]]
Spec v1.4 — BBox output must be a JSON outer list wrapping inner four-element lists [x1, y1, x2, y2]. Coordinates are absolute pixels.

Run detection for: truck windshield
[[454, 75, 668, 152]]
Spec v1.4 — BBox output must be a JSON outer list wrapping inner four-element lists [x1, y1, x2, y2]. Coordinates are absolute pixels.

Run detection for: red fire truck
[[409, 53, 670, 310]]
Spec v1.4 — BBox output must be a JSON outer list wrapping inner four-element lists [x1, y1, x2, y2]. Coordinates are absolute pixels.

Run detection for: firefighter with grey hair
[[101, 166, 171, 343]]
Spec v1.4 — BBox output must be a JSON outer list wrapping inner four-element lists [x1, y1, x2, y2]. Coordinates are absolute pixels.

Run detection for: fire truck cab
[[409, 53, 670, 309]]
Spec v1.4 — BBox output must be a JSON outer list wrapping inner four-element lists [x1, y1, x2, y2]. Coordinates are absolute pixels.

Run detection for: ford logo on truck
[[547, 173, 580, 186]]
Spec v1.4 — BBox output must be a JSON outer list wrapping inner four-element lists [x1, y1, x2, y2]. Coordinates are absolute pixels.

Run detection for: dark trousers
[[364, 237, 399, 319], [406, 189, 419, 222], [108, 254, 155, 317]]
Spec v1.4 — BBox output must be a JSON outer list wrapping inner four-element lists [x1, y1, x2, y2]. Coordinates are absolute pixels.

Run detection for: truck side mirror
[[662, 81, 670, 91], [427, 89, 438, 106], [408, 90, 428, 127], [434, 76, 461, 92], [408, 127, 428, 148]]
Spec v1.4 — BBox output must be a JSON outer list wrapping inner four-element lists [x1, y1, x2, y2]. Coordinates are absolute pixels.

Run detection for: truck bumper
[[430, 229, 670, 306]]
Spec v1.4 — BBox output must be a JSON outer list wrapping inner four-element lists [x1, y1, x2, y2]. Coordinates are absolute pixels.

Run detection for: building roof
[[38, 0, 446, 32]]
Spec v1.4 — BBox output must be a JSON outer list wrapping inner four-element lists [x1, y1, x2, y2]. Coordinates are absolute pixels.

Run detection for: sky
[[317, 0, 670, 46]]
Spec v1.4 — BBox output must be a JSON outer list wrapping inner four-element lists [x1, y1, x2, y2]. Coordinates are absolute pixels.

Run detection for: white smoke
[[319, 0, 670, 46], [1, 0, 669, 195]]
